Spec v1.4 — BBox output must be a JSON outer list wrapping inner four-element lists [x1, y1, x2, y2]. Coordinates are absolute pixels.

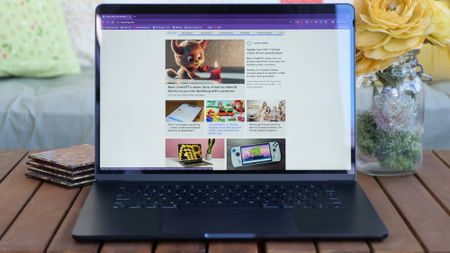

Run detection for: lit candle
[[209, 60, 222, 80]]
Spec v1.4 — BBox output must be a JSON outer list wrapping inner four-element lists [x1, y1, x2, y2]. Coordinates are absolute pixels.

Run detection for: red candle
[[209, 61, 222, 80]]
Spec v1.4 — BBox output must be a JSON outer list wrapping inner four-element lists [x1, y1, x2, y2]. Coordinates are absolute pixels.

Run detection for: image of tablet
[[166, 103, 202, 123]]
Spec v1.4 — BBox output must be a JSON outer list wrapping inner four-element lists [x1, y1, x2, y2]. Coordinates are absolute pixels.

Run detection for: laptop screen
[[98, 6, 354, 172]]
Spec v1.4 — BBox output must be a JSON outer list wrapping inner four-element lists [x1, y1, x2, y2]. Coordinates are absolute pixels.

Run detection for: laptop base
[[73, 181, 388, 240]]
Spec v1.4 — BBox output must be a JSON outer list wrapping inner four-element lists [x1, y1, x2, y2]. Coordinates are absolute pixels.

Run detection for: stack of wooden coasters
[[25, 144, 95, 188]]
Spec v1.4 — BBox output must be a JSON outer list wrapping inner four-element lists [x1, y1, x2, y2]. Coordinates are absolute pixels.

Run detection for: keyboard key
[[262, 203, 279, 209], [161, 204, 177, 209]]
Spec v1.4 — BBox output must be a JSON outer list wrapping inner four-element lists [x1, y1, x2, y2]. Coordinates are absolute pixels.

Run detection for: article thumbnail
[[205, 100, 245, 123], [165, 138, 225, 170], [227, 138, 286, 170], [166, 100, 204, 123], [165, 40, 245, 84], [247, 100, 286, 122]]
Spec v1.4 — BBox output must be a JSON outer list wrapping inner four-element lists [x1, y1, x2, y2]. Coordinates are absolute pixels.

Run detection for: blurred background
[[0, 0, 448, 150]]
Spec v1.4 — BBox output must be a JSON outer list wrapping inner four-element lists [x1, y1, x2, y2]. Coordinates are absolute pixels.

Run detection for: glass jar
[[356, 50, 426, 176]]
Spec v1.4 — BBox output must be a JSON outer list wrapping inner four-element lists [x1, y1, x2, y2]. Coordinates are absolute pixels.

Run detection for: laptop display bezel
[[94, 4, 356, 181]]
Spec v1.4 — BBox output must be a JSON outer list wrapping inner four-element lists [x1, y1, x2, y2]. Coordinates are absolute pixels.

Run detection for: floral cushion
[[0, 0, 79, 77]]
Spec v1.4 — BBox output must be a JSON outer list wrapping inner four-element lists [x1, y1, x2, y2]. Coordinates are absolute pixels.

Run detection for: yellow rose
[[355, 0, 434, 74], [426, 1, 450, 47], [356, 49, 395, 75]]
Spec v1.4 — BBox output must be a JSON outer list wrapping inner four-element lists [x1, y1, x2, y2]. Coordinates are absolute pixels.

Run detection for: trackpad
[[162, 209, 298, 235]]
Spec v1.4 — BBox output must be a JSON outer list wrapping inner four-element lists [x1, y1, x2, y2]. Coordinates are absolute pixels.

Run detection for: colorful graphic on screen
[[240, 143, 272, 165]]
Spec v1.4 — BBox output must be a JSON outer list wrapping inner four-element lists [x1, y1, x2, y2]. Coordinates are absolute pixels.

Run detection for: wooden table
[[0, 150, 449, 253]]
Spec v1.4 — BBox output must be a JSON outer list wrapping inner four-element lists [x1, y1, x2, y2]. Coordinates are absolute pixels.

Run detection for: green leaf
[[376, 71, 400, 87]]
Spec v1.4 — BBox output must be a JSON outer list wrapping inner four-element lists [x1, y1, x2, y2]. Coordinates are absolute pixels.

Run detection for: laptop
[[73, 4, 388, 240], [177, 143, 211, 166]]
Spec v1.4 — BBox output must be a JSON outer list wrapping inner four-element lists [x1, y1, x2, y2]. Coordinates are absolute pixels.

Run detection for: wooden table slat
[[0, 156, 41, 238], [46, 187, 99, 253], [377, 175, 450, 253], [155, 242, 205, 253], [0, 150, 27, 182], [265, 241, 316, 253], [1, 149, 450, 253], [433, 150, 450, 169], [357, 172, 424, 253], [208, 241, 259, 253], [0, 183, 79, 253], [316, 241, 371, 253], [416, 151, 450, 214], [100, 242, 152, 253]]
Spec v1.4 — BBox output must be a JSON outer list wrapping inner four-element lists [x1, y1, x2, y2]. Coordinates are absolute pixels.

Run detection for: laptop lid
[[95, 4, 356, 182]]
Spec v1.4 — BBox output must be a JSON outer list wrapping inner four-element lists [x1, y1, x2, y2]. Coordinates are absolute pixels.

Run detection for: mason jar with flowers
[[355, 0, 450, 176]]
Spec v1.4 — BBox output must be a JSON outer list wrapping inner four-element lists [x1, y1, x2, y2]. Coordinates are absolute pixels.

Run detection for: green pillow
[[0, 0, 80, 78]]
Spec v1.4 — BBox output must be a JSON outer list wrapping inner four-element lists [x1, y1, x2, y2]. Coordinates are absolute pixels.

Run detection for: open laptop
[[73, 4, 388, 240], [177, 143, 212, 166]]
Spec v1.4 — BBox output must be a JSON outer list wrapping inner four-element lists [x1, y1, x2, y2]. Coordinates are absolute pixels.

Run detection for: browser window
[[99, 13, 353, 171]]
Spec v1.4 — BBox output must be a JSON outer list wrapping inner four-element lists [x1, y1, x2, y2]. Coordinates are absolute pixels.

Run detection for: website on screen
[[99, 14, 353, 171]]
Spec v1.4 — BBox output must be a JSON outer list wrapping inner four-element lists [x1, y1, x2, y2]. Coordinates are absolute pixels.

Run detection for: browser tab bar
[[100, 14, 352, 30]]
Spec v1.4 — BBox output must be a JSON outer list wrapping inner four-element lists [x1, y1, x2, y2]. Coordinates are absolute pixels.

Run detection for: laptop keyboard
[[112, 184, 344, 210]]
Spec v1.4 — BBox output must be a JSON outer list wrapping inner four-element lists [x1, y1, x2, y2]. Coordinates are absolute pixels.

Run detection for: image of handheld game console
[[230, 141, 281, 168]]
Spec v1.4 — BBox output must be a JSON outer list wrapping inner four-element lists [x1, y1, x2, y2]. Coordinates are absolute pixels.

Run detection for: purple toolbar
[[100, 14, 352, 30]]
